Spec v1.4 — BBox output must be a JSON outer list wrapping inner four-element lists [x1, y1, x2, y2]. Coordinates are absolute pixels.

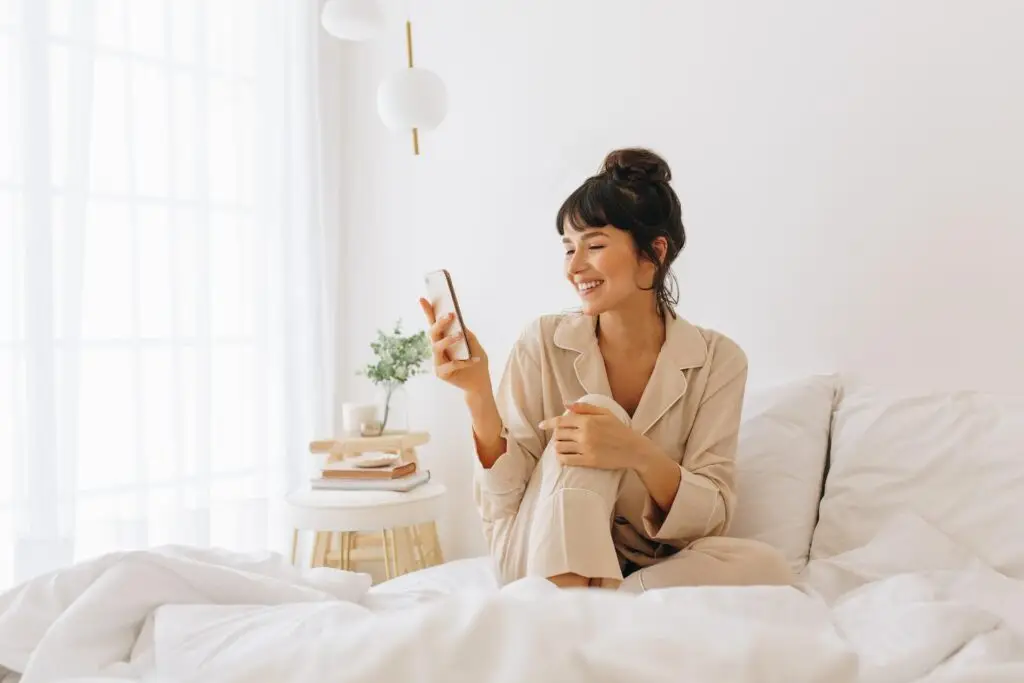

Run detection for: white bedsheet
[[0, 514, 1021, 683]]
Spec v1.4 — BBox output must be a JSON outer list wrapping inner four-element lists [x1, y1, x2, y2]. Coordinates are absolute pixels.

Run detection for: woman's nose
[[567, 250, 586, 273]]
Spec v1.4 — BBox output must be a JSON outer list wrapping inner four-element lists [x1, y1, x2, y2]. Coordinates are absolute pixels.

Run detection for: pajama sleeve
[[642, 338, 747, 543], [472, 324, 547, 526]]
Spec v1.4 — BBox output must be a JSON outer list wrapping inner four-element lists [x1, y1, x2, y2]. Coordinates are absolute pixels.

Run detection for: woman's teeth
[[577, 280, 603, 294]]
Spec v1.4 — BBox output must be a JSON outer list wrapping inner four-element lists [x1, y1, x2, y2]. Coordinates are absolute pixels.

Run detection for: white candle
[[342, 402, 378, 437]]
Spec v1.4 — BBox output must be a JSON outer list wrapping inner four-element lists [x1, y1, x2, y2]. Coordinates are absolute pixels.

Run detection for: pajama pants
[[493, 394, 794, 592]]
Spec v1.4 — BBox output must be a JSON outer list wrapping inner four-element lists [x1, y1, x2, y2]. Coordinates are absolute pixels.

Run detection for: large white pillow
[[729, 375, 837, 573], [810, 385, 1024, 579]]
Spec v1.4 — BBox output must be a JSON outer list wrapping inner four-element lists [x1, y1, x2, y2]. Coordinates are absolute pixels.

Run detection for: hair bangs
[[555, 179, 618, 235]]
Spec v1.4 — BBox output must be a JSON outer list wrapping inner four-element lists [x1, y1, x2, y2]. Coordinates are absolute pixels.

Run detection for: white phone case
[[424, 269, 471, 361]]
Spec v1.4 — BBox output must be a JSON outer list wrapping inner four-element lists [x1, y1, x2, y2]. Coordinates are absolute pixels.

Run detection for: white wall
[[334, 0, 1024, 560]]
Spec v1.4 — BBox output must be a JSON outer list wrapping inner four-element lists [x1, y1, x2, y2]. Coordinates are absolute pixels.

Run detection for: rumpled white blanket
[[805, 513, 1024, 683], [0, 514, 1022, 683], [152, 581, 854, 683], [0, 545, 371, 683]]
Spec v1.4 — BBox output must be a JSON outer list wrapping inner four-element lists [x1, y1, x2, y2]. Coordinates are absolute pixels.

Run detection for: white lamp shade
[[377, 68, 448, 131], [321, 0, 386, 42]]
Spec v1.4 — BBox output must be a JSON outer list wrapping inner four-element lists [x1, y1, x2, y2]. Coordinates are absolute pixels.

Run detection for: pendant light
[[320, 0, 387, 42], [321, 0, 448, 155], [377, 20, 448, 154]]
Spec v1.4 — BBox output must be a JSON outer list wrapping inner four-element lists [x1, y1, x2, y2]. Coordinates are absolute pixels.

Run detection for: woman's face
[[562, 225, 658, 316]]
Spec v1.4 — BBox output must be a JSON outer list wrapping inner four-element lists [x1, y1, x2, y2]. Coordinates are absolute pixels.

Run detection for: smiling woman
[[421, 147, 793, 592], [557, 148, 685, 318]]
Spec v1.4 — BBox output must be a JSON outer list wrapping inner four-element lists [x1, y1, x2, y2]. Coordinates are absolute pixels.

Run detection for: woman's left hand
[[538, 402, 646, 470]]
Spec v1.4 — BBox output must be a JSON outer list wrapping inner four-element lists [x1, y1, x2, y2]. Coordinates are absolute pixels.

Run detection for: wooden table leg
[[339, 531, 353, 570], [389, 528, 400, 577], [425, 521, 444, 566], [408, 525, 426, 570], [312, 531, 330, 567], [382, 529, 398, 580], [290, 529, 299, 565]]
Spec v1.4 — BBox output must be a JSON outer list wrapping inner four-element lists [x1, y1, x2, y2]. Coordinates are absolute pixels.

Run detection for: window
[[0, 0, 336, 587]]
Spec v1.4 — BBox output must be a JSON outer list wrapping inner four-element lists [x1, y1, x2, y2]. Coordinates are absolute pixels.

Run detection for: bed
[[2, 376, 1023, 683]]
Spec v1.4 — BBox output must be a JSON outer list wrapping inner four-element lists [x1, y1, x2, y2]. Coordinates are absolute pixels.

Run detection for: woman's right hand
[[418, 298, 491, 395]]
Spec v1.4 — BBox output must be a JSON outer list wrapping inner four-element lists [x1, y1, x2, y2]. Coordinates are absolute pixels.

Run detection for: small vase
[[376, 382, 409, 435]]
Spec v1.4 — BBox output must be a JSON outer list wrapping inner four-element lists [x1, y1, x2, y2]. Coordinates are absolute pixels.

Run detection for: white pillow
[[729, 374, 837, 573], [810, 385, 1024, 579]]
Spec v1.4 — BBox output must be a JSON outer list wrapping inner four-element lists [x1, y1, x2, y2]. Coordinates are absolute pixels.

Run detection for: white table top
[[286, 481, 447, 531], [287, 481, 446, 509]]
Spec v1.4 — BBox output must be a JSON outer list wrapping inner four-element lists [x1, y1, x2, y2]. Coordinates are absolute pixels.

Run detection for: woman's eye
[[564, 249, 575, 256], [590, 245, 605, 251]]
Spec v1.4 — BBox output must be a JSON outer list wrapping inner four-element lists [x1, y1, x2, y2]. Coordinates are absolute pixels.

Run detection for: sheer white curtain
[[0, 0, 340, 587]]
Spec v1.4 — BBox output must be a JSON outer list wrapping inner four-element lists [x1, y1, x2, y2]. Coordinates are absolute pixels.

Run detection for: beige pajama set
[[472, 312, 793, 592]]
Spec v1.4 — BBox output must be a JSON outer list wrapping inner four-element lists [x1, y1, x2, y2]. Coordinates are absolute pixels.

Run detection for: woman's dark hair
[[556, 147, 685, 315]]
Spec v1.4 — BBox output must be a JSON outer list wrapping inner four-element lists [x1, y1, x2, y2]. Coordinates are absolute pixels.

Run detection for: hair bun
[[602, 147, 672, 185]]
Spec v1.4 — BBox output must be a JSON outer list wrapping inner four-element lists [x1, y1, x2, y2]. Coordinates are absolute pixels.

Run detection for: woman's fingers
[[432, 331, 464, 357], [420, 299, 448, 365], [555, 451, 584, 466], [428, 312, 455, 342], [436, 357, 480, 379], [554, 438, 581, 455], [537, 413, 582, 431], [430, 319, 459, 364], [418, 297, 436, 325]]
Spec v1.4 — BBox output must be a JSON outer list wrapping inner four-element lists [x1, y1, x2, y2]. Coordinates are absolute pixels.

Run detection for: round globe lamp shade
[[321, 0, 386, 41], [377, 67, 448, 131]]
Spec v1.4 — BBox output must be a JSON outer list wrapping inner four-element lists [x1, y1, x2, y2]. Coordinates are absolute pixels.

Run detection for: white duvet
[[1, 514, 1022, 683]]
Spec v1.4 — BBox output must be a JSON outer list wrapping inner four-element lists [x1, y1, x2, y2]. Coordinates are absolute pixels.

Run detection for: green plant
[[359, 320, 431, 434]]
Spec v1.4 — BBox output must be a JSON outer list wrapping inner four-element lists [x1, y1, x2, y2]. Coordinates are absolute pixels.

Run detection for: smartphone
[[424, 269, 471, 361]]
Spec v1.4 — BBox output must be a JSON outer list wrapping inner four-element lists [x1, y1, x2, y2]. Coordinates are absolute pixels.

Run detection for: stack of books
[[310, 456, 431, 492]]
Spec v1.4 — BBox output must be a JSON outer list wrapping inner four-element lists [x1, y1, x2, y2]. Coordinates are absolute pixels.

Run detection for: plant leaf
[[357, 319, 431, 386]]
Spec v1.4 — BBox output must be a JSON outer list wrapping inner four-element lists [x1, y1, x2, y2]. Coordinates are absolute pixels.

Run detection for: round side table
[[286, 481, 446, 580]]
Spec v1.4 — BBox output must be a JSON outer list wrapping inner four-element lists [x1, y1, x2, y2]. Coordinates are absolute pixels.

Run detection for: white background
[[333, 0, 1024, 560]]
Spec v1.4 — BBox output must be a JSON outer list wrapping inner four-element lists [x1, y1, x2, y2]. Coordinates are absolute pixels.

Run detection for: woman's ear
[[653, 236, 669, 265]]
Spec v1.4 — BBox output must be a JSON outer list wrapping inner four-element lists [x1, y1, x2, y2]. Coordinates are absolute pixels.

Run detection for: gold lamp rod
[[405, 20, 419, 155]]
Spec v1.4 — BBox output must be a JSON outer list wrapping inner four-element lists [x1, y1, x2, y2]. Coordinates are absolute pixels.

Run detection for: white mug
[[342, 402, 378, 437]]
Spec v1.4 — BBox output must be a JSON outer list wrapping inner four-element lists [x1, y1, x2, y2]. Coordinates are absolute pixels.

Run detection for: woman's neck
[[596, 301, 666, 357]]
